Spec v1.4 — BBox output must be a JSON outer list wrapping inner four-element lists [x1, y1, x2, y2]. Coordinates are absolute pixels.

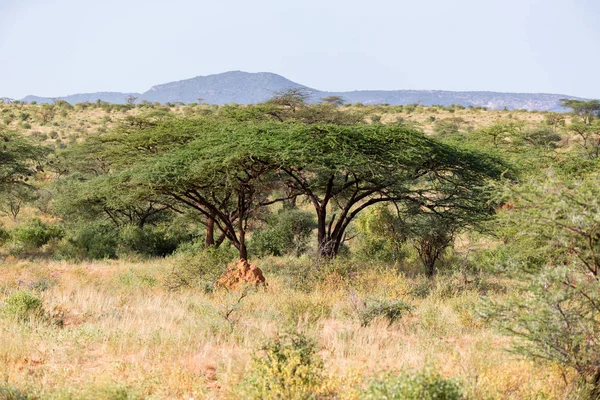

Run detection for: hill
[[17, 71, 585, 111]]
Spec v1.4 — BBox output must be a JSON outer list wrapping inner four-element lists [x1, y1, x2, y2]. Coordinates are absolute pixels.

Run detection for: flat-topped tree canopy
[[0, 130, 47, 192], [249, 123, 506, 256], [77, 119, 506, 259]]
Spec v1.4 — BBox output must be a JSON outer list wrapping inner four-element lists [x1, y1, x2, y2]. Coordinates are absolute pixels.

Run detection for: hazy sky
[[1, 0, 598, 99]]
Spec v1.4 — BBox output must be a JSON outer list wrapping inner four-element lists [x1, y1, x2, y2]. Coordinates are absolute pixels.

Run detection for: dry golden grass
[[0, 257, 572, 399]]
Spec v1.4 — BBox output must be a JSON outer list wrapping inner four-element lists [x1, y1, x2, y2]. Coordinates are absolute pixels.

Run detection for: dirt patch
[[216, 259, 266, 289]]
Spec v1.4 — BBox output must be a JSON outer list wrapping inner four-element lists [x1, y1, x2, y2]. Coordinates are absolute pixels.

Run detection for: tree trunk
[[237, 204, 248, 260], [238, 242, 248, 260], [205, 215, 215, 247], [316, 207, 334, 258], [426, 259, 436, 278]]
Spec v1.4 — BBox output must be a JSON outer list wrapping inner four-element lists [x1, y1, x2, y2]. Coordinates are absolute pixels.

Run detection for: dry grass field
[[0, 256, 572, 399]]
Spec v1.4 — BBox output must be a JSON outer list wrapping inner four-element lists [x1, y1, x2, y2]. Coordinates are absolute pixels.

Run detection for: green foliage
[[0, 131, 47, 195], [479, 121, 522, 147], [521, 126, 562, 148], [55, 222, 118, 260], [432, 118, 465, 138], [117, 223, 191, 257], [409, 214, 461, 277], [567, 120, 600, 159], [359, 298, 413, 327], [2, 290, 44, 322], [355, 205, 408, 263], [362, 369, 464, 400], [164, 245, 237, 291], [242, 333, 324, 400], [355, 206, 466, 276], [482, 172, 600, 389], [251, 208, 316, 257], [11, 218, 63, 249], [266, 88, 310, 112], [560, 99, 600, 124], [0, 225, 9, 244]]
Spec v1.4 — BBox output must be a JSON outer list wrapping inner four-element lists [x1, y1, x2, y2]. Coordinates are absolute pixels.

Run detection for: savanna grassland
[[0, 97, 599, 399]]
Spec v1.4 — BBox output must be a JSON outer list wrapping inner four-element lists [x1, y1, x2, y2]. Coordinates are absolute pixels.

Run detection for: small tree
[[409, 214, 461, 277], [267, 88, 310, 112], [567, 120, 600, 159], [544, 113, 566, 131], [320, 95, 345, 106], [561, 99, 600, 125], [0, 186, 35, 221], [126, 95, 138, 105]]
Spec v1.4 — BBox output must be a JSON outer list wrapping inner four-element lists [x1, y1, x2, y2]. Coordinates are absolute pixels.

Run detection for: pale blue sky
[[0, 0, 598, 99]]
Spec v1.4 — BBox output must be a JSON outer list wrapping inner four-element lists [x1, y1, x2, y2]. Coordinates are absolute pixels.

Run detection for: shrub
[[164, 245, 237, 291], [251, 209, 315, 257], [55, 222, 118, 260], [370, 114, 382, 124], [118, 224, 191, 257], [362, 369, 464, 400], [2, 290, 44, 322], [522, 127, 562, 148], [11, 218, 63, 249], [433, 119, 464, 138], [354, 205, 408, 264], [359, 299, 413, 327], [0, 225, 9, 244], [28, 277, 56, 292], [242, 333, 325, 399]]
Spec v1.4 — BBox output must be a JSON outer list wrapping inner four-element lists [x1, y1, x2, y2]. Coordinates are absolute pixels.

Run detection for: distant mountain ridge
[[18, 71, 585, 111]]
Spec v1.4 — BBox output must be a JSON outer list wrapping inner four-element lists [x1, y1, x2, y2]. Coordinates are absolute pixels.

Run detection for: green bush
[[522, 127, 562, 148], [251, 209, 315, 257], [55, 222, 118, 260], [354, 206, 407, 263], [241, 333, 325, 399], [11, 218, 63, 249], [118, 224, 191, 257], [2, 290, 44, 322], [164, 245, 237, 291], [0, 225, 9, 244], [362, 369, 464, 400]]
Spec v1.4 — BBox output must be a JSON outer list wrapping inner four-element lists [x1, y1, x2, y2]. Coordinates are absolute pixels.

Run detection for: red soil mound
[[215, 259, 267, 289]]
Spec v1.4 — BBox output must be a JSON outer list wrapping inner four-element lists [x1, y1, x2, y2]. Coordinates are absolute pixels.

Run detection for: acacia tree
[[561, 99, 600, 125], [266, 88, 311, 112], [253, 124, 504, 258], [127, 125, 283, 259], [567, 120, 600, 159], [0, 131, 46, 194], [320, 96, 345, 106]]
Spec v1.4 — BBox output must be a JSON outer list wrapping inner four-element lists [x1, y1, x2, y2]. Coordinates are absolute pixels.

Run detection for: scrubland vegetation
[[0, 94, 599, 399]]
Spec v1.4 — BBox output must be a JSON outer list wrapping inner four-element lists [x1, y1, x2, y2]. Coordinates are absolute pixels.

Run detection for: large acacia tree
[[251, 123, 505, 257]]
